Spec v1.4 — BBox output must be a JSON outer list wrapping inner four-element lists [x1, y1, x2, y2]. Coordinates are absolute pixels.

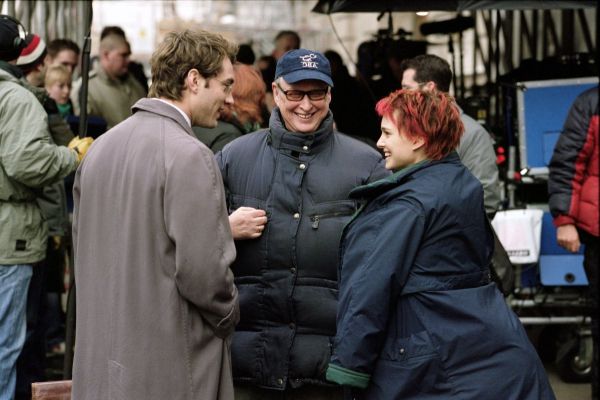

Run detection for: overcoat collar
[[132, 97, 195, 137]]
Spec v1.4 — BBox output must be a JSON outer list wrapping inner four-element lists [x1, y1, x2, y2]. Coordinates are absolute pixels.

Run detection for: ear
[[326, 87, 332, 102], [411, 136, 426, 151], [423, 81, 436, 91], [185, 68, 205, 93], [272, 81, 284, 107]]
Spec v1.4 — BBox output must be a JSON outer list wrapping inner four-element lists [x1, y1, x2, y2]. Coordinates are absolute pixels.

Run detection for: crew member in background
[[400, 54, 500, 215], [549, 86, 599, 400], [72, 32, 146, 130], [45, 38, 79, 76]]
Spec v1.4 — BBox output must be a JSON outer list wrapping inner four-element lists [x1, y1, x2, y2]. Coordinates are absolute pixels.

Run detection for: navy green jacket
[[327, 153, 555, 399], [216, 108, 388, 390]]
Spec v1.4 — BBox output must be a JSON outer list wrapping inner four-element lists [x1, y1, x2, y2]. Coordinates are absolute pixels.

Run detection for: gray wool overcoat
[[72, 98, 239, 400]]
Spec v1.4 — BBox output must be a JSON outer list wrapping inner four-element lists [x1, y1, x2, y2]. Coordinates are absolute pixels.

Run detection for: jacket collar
[[349, 151, 461, 200], [267, 107, 334, 154], [131, 98, 195, 137]]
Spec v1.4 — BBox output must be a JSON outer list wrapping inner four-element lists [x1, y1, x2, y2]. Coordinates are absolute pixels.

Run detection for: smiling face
[[377, 115, 426, 171], [272, 78, 331, 134]]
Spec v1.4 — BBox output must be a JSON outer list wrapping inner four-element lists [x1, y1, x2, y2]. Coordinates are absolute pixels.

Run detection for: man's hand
[[556, 224, 581, 253], [229, 207, 268, 240], [68, 136, 94, 163]]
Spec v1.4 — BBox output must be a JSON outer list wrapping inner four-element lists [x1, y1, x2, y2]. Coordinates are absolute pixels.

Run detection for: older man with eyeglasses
[[216, 49, 389, 399]]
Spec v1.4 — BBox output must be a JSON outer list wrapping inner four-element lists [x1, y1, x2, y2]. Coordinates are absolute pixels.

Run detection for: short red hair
[[220, 63, 266, 127], [375, 89, 464, 160]]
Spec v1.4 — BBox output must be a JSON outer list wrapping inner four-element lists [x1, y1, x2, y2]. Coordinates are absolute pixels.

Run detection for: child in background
[[44, 64, 73, 119], [42, 64, 75, 360]]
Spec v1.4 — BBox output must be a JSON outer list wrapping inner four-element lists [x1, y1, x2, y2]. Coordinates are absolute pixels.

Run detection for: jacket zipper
[[310, 211, 354, 229]]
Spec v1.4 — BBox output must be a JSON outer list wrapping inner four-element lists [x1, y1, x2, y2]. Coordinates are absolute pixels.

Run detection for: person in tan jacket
[[71, 33, 146, 130], [71, 29, 239, 400]]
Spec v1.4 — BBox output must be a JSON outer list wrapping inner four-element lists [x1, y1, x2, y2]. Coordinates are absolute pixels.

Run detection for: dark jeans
[[15, 262, 46, 400], [44, 292, 65, 349], [43, 238, 67, 350], [581, 231, 599, 400], [235, 384, 344, 400]]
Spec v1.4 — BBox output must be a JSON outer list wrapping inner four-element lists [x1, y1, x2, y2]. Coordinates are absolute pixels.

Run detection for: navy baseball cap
[[275, 49, 333, 87]]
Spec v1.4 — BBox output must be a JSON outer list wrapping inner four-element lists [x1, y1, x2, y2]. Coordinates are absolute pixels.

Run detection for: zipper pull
[[311, 216, 320, 229]]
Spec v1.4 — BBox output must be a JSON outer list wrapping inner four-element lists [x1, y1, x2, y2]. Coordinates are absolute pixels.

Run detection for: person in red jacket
[[548, 86, 598, 400]]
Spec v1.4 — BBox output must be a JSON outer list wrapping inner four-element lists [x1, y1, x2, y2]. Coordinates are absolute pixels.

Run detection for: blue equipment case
[[515, 77, 594, 287], [539, 213, 587, 286], [516, 77, 598, 176]]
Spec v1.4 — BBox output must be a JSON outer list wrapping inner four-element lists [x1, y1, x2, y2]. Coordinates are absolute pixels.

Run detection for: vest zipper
[[310, 211, 354, 229]]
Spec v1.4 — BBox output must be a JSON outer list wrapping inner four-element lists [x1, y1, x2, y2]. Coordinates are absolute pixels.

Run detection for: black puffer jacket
[[216, 109, 389, 390]]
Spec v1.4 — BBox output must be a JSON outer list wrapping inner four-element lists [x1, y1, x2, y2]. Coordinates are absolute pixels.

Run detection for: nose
[[376, 133, 385, 149], [298, 94, 312, 109], [225, 92, 234, 105]]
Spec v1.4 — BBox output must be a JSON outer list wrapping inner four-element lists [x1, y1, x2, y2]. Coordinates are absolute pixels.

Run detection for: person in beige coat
[[71, 30, 239, 400], [71, 33, 146, 130]]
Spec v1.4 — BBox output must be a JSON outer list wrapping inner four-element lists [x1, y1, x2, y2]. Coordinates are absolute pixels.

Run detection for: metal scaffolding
[[0, 0, 92, 44]]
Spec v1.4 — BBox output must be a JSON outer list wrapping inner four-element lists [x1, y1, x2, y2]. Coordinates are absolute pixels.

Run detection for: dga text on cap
[[275, 49, 333, 87]]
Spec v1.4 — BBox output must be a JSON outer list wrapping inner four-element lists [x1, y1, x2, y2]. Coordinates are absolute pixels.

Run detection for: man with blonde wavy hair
[[72, 30, 239, 400]]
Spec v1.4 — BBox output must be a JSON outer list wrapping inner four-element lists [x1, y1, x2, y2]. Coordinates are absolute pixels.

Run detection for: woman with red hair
[[193, 63, 266, 152], [326, 89, 554, 399]]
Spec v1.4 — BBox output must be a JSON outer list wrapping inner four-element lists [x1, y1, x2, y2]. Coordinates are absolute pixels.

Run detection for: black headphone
[[0, 14, 28, 51]]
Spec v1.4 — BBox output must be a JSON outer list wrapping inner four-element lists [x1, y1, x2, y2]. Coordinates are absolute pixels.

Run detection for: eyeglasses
[[214, 78, 234, 95], [276, 82, 328, 102]]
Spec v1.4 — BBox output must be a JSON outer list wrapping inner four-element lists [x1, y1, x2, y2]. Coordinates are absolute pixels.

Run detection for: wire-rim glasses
[[214, 78, 234, 95]]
